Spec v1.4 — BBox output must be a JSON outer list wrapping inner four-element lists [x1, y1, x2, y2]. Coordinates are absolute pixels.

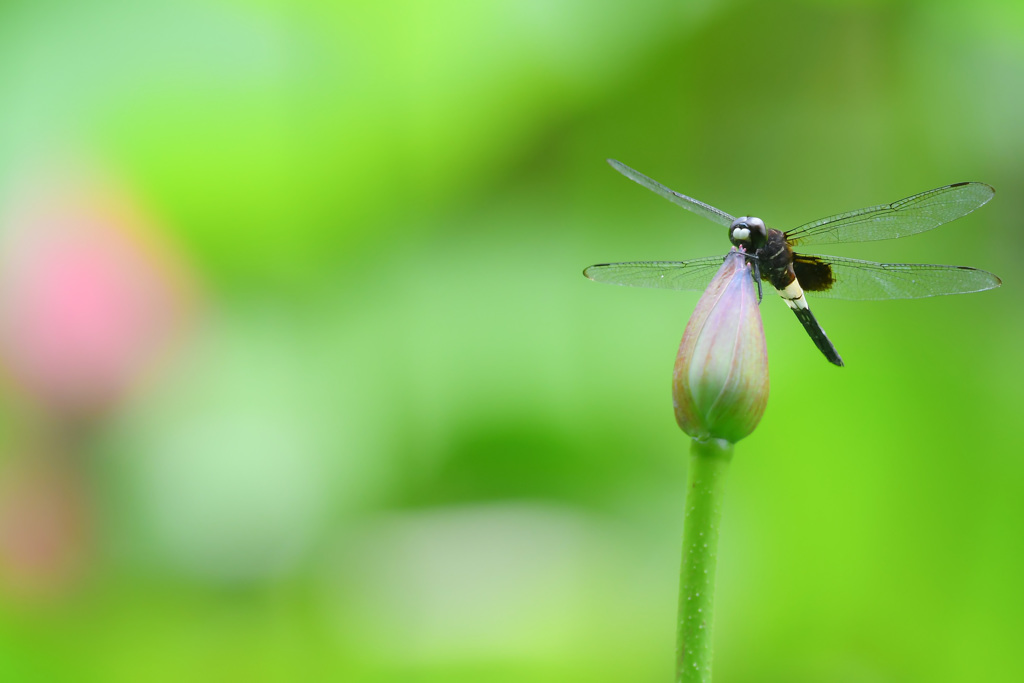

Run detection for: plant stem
[[677, 437, 733, 683]]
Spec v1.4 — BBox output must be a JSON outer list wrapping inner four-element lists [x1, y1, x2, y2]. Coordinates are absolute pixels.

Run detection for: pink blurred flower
[[0, 178, 193, 418]]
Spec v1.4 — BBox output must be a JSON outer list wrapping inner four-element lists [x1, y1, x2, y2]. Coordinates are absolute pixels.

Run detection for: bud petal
[[673, 250, 769, 442]]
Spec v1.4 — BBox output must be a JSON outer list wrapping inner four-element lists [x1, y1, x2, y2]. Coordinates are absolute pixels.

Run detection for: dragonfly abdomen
[[791, 307, 844, 367], [759, 229, 843, 365]]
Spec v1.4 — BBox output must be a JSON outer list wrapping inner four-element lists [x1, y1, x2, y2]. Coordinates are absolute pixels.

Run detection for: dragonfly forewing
[[785, 182, 994, 246], [607, 160, 736, 228]]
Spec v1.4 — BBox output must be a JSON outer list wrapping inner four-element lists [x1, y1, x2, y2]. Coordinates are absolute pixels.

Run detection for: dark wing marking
[[583, 256, 727, 291], [791, 254, 836, 292], [794, 254, 1001, 300], [785, 182, 994, 247], [607, 159, 736, 228]]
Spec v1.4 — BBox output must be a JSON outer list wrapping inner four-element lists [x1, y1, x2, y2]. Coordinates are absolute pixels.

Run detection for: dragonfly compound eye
[[730, 216, 766, 248]]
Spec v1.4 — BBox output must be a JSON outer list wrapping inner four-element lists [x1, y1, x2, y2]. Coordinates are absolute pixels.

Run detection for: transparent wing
[[794, 254, 1002, 300], [785, 182, 994, 246], [608, 159, 736, 228], [583, 255, 727, 291]]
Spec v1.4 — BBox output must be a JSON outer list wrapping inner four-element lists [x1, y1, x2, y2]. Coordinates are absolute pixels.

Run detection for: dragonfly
[[584, 160, 1001, 366]]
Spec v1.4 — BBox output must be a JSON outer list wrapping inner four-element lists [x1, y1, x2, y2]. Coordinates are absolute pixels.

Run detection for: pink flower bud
[[0, 174, 193, 418], [673, 250, 769, 443]]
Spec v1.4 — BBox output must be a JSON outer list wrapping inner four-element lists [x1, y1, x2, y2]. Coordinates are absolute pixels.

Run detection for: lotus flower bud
[[0, 171, 193, 419], [673, 250, 769, 443]]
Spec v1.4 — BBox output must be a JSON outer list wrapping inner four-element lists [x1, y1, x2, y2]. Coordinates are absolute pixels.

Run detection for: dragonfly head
[[729, 216, 767, 250]]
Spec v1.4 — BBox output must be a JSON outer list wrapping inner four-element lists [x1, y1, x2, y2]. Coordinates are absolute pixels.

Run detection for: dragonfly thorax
[[729, 216, 767, 249]]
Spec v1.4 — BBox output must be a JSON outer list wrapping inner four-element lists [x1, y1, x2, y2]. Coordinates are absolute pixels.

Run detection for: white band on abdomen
[[780, 280, 809, 310]]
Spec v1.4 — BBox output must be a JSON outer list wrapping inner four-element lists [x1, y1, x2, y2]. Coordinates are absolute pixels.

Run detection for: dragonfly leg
[[737, 248, 763, 303], [751, 258, 763, 303]]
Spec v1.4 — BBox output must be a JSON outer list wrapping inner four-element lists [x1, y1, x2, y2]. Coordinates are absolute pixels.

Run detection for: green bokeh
[[0, 0, 1021, 681]]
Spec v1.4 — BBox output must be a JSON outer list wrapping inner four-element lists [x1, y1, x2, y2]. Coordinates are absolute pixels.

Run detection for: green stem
[[677, 437, 733, 683]]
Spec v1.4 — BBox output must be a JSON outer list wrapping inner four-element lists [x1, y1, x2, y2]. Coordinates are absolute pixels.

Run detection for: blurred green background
[[0, 1, 1020, 681]]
